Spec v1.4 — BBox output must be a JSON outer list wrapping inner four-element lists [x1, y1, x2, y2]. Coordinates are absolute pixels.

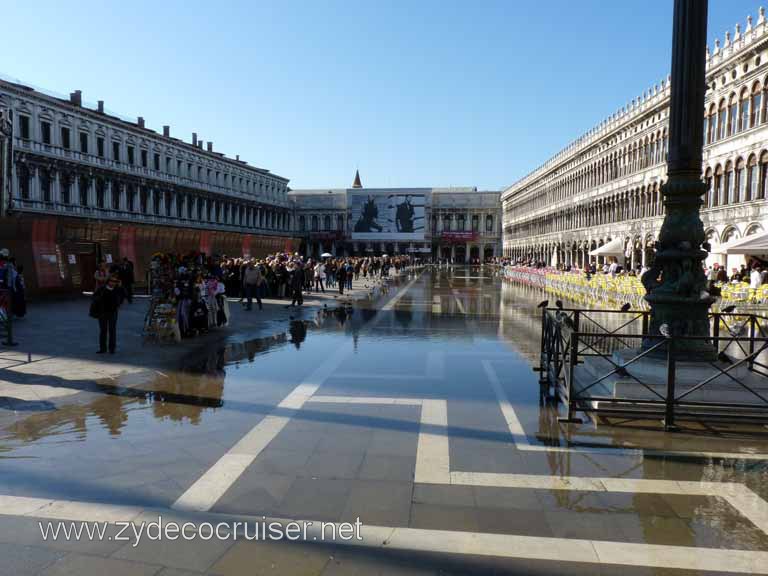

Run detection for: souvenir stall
[[143, 253, 181, 342]]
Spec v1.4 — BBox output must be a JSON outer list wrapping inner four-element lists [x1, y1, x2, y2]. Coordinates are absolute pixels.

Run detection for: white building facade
[[289, 181, 501, 262], [0, 78, 297, 292], [502, 9, 768, 273]]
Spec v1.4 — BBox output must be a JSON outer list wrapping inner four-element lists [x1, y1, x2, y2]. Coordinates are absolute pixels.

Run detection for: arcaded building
[[289, 172, 501, 262], [0, 78, 296, 292], [502, 9, 768, 272]]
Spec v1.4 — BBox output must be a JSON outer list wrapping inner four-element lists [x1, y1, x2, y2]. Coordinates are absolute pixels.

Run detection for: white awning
[[720, 229, 768, 255], [589, 237, 624, 257]]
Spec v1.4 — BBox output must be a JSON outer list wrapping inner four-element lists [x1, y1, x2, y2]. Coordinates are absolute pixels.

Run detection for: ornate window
[[735, 158, 746, 203], [112, 182, 120, 210], [95, 179, 104, 209], [704, 167, 713, 207], [61, 174, 71, 204], [717, 99, 727, 140], [41, 170, 51, 202], [79, 177, 89, 206], [739, 88, 750, 132], [728, 94, 738, 136], [17, 164, 30, 199], [323, 215, 331, 231], [723, 161, 733, 205], [713, 164, 722, 207], [760, 151, 768, 199], [747, 155, 757, 201], [706, 105, 716, 144], [751, 82, 762, 127]]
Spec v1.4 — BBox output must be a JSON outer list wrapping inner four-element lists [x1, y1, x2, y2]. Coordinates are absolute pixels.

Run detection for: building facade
[[289, 177, 501, 262], [502, 9, 768, 273], [0, 78, 297, 292]]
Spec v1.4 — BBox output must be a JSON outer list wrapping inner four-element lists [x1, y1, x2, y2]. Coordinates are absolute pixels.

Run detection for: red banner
[[32, 219, 62, 288], [441, 231, 477, 243]]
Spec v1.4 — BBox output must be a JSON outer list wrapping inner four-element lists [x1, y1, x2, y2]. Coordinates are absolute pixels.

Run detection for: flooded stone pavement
[[0, 266, 767, 575]]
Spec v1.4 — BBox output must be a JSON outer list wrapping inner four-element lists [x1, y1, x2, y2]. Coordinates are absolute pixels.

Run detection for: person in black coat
[[337, 262, 347, 295], [92, 275, 124, 354], [289, 263, 304, 306]]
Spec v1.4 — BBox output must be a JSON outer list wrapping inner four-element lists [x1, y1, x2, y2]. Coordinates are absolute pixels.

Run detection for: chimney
[[137, 117, 145, 128], [236, 154, 240, 161], [97, 100, 104, 113], [192, 133, 197, 146], [163, 125, 170, 138], [69, 90, 82, 106], [207, 142, 213, 152]]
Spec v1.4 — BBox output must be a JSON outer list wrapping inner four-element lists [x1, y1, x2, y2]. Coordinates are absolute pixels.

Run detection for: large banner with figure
[[350, 190, 426, 241]]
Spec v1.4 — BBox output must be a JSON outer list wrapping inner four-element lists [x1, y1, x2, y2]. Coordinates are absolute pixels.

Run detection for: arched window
[[323, 215, 331, 231], [717, 98, 727, 140], [704, 167, 713, 207], [735, 158, 745, 203], [662, 130, 668, 161], [723, 161, 733, 205], [739, 88, 750, 132], [311, 215, 318, 231], [707, 105, 716, 144], [713, 164, 722, 207], [751, 82, 762, 127], [728, 93, 738, 136], [747, 154, 758, 201], [298, 215, 305, 231], [763, 79, 768, 124], [760, 151, 768, 200]]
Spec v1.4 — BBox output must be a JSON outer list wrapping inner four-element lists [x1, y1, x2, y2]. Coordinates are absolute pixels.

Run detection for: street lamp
[[642, 0, 715, 359]]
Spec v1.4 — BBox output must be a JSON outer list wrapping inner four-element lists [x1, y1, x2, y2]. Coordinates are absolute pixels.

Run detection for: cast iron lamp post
[[642, 0, 715, 359]]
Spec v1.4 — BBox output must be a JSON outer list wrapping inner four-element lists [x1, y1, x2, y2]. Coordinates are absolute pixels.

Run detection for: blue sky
[[2, 0, 763, 190]]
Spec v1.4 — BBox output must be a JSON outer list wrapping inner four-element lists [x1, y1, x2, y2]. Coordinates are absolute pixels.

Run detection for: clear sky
[[2, 0, 763, 190]]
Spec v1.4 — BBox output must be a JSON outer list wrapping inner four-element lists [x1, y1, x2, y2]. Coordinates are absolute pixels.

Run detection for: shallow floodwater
[[1, 266, 767, 572]]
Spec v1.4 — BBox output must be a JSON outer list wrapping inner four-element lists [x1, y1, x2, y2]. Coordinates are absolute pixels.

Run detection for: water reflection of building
[[502, 11, 768, 273], [289, 172, 501, 262]]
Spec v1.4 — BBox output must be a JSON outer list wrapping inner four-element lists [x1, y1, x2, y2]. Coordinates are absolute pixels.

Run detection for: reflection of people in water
[[354, 196, 384, 233], [396, 195, 415, 233], [289, 320, 307, 349]]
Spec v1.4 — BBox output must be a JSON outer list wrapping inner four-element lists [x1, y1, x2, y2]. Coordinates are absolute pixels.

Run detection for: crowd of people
[[134, 251, 415, 350]]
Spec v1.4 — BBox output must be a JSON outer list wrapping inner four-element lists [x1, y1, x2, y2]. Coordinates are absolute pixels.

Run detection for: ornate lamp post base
[[644, 291, 716, 360]]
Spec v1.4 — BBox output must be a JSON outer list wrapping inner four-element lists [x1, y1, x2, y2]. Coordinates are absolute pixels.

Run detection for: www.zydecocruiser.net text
[[39, 516, 364, 547]]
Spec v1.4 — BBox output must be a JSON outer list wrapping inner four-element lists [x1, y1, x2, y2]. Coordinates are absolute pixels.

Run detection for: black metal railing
[[538, 307, 768, 428]]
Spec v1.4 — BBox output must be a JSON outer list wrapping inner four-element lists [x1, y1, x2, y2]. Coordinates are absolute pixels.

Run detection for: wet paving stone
[[0, 267, 767, 574]]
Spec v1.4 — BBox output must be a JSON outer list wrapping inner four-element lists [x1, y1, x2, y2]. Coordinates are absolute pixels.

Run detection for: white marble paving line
[[448, 472, 768, 537], [1, 494, 767, 573], [414, 399, 450, 484], [308, 395, 423, 406], [481, 359, 768, 461], [381, 272, 424, 311], [171, 344, 352, 513]]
